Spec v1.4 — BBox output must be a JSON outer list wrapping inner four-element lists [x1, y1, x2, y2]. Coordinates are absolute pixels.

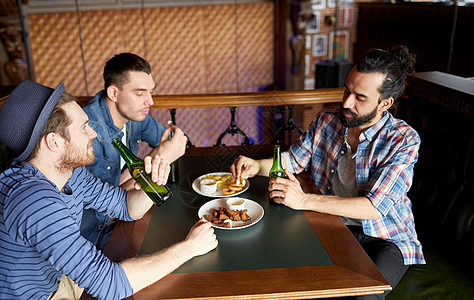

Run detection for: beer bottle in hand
[[269, 144, 287, 204], [112, 138, 172, 206], [168, 131, 179, 183]]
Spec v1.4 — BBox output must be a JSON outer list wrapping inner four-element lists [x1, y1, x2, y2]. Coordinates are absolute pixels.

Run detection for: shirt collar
[[362, 111, 391, 142], [96, 90, 126, 137], [96, 90, 115, 127]]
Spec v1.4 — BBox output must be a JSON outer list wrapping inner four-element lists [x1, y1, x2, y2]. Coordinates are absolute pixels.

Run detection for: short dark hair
[[103, 53, 151, 90], [356, 45, 416, 102], [28, 92, 76, 160]]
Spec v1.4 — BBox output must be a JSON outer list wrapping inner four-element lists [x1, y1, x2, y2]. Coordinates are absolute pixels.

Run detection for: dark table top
[[139, 158, 333, 273], [82, 145, 391, 299]]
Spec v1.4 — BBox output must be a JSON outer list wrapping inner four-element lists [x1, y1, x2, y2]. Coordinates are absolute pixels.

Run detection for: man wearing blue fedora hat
[[0, 80, 217, 300]]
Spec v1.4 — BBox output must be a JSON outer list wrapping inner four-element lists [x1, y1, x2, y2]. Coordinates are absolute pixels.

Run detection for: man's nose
[[89, 127, 97, 139], [145, 93, 154, 106], [342, 94, 356, 109]]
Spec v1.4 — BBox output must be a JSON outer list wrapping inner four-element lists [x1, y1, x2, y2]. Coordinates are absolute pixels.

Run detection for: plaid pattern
[[287, 106, 425, 265]]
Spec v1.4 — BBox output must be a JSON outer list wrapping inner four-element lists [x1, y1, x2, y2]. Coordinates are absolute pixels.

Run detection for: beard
[[57, 140, 95, 173], [340, 103, 378, 128]]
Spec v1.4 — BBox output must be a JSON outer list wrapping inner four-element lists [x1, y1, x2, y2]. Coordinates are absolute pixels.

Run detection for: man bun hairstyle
[[103, 52, 151, 90], [357, 45, 416, 102]]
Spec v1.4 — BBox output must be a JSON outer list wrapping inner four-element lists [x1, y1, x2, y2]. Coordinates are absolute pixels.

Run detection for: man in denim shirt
[[81, 53, 187, 249]]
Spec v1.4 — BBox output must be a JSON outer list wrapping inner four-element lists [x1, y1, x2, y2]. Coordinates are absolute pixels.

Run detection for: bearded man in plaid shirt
[[231, 45, 425, 299]]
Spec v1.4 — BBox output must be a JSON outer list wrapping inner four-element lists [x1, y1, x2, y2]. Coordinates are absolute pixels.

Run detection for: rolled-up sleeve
[[364, 128, 420, 216]]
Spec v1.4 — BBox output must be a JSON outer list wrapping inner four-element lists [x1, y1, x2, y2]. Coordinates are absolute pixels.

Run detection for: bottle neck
[[272, 145, 282, 170], [112, 138, 141, 166]]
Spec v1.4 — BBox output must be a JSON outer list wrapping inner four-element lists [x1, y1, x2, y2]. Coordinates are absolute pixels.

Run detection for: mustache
[[341, 106, 357, 118]]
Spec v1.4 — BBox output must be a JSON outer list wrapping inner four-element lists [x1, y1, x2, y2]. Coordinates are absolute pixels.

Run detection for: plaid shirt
[[287, 106, 425, 265]]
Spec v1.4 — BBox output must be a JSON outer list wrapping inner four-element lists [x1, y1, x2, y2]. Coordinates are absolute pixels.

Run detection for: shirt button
[[107, 166, 111, 170], [340, 150, 345, 155], [327, 186, 331, 190], [331, 169, 335, 173]]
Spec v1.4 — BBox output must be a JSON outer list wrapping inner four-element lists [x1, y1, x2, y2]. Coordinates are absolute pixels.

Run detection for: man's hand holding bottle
[[119, 154, 170, 191]]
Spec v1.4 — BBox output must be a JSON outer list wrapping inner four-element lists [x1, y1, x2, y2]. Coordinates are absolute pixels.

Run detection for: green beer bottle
[[112, 138, 173, 206], [269, 144, 287, 204], [168, 131, 179, 183]]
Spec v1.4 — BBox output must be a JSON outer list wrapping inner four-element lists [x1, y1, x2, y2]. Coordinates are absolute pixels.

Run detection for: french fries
[[201, 174, 245, 195]]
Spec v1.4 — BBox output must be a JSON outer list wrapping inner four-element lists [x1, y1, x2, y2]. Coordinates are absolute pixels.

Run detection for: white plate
[[192, 172, 249, 198], [198, 198, 264, 230]]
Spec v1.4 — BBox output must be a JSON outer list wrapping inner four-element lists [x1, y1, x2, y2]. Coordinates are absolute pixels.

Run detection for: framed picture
[[305, 35, 312, 50], [306, 11, 321, 34], [338, 5, 354, 27], [305, 78, 315, 90], [327, 0, 337, 8], [312, 34, 327, 57], [311, 0, 326, 10], [329, 30, 349, 60], [305, 54, 310, 76]]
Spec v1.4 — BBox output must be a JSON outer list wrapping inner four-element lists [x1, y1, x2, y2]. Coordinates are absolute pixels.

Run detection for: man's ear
[[106, 85, 119, 102], [379, 97, 394, 112], [43, 132, 64, 153]]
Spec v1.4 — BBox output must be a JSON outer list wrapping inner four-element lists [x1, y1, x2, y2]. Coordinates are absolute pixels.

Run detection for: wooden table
[[89, 146, 391, 299]]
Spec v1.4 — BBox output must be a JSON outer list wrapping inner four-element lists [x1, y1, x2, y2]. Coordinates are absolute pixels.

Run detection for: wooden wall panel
[[27, 3, 274, 148], [28, 12, 85, 93]]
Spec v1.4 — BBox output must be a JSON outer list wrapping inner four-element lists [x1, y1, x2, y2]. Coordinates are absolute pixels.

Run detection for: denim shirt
[[82, 90, 165, 186]]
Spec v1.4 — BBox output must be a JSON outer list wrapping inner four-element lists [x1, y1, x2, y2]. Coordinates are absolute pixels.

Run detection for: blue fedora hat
[[0, 80, 65, 162]]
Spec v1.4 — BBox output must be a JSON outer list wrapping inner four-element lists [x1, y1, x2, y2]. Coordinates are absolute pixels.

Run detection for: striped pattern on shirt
[[288, 107, 425, 265], [0, 163, 134, 300]]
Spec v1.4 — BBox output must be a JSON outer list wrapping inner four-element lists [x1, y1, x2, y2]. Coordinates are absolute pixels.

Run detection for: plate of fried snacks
[[192, 172, 249, 197], [198, 197, 264, 230]]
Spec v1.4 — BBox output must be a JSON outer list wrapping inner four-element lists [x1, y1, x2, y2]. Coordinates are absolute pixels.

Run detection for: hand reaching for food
[[201, 174, 246, 195]]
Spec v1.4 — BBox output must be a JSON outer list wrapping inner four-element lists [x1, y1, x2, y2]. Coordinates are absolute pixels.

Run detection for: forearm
[[149, 146, 167, 161], [121, 240, 194, 293], [303, 194, 380, 220], [256, 158, 276, 176], [126, 189, 154, 219]]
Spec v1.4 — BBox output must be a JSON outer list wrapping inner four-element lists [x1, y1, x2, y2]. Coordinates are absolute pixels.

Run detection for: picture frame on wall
[[311, 0, 326, 10], [312, 34, 327, 57], [305, 78, 315, 90], [305, 54, 310, 76], [306, 35, 312, 50], [329, 30, 349, 59], [306, 11, 321, 34], [338, 5, 354, 27], [327, 0, 336, 8]]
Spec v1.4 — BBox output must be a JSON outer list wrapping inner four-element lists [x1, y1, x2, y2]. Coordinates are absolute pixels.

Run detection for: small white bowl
[[226, 198, 246, 211], [200, 179, 217, 194]]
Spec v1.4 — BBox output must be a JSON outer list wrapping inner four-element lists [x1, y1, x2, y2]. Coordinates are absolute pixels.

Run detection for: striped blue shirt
[[0, 162, 134, 299], [287, 106, 425, 265]]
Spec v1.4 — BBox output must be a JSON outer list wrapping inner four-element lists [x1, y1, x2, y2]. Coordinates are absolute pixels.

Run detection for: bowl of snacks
[[192, 172, 249, 197], [226, 197, 246, 211], [200, 179, 217, 195]]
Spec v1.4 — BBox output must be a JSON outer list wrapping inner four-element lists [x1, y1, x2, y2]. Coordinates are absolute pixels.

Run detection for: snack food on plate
[[202, 174, 245, 195], [204, 207, 251, 227]]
